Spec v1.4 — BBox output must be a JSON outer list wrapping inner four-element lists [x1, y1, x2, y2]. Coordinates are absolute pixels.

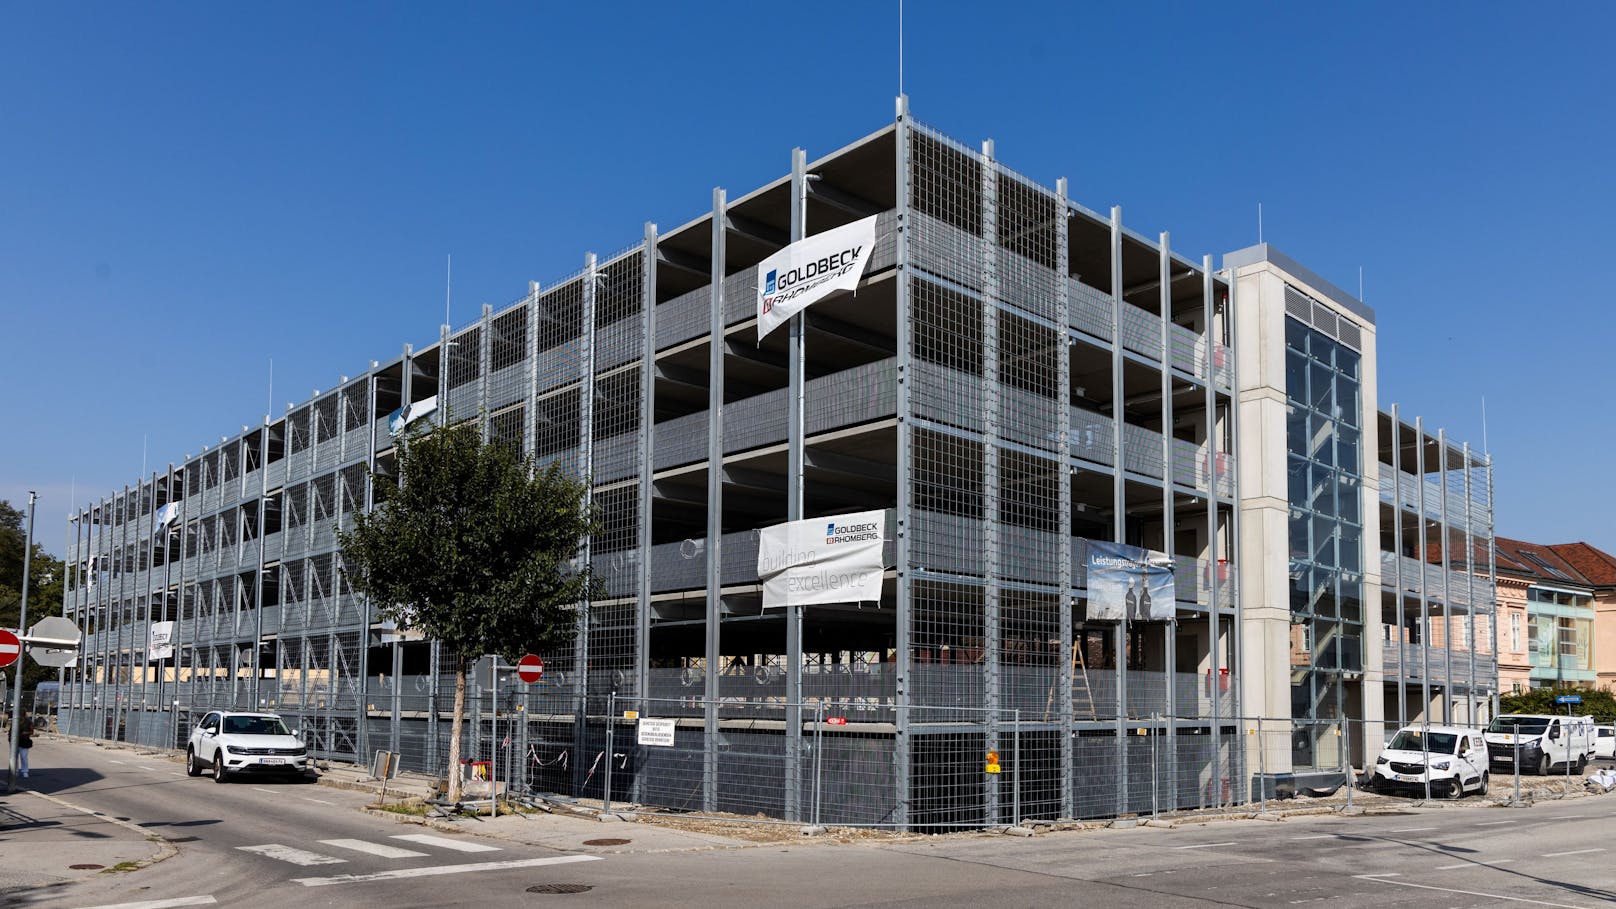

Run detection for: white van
[[1484, 714, 1596, 775], [1367, 725, 1489, 799], [1595, 725, 1616, 760]]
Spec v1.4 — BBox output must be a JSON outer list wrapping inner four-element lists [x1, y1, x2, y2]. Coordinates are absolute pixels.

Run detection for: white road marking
[[390, 833, 501, 853], [71, 897, 217, 909], [1476, 820, 1515, 826], [1550, 815, 1585, 820], [1437, 859, 1515, 870], [1356, 873, 1596, 908], [1543, 848, 1604, 858], [1388, 826, 1437, 833], [237, 844, 346, 866], [302, 797, 336, 805], [252, 787, 277, 793], [1291, 834, 1338, 840], [108, 760, 126, 765], [320, 839, 428, 859], [1174, 841, 1237, 849], [293, 854, 601, 887]]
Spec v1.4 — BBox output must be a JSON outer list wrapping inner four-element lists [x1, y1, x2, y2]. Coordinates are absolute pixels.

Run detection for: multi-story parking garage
[[55, 99, 1491, 827]]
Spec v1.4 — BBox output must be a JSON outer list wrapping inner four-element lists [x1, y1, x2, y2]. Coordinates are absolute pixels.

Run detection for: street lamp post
[[8, 492, 38, 793]]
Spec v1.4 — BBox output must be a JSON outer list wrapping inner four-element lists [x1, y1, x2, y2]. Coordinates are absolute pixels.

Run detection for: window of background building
[[1511, 613, 1521, 652]]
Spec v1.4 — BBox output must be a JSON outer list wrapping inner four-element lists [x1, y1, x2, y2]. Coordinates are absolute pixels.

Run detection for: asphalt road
[[10, 737, 1616, 909], [7, 738, 593, 909]]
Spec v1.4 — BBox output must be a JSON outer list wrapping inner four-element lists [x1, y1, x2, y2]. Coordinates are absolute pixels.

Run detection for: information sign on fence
[[637, 717, 676, 747]]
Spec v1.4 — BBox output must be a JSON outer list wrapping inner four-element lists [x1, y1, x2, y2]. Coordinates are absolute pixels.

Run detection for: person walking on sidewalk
[[16, 711, 33, 779]]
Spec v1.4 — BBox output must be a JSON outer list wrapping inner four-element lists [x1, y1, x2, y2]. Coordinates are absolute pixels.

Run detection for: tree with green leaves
[[1501, 686, 1616, 724], [1, 500, 66, 697], [338, 422, 596, 803]]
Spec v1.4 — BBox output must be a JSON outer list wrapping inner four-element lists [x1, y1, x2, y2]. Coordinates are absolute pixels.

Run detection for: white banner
[[148, 621, 175, 661], [757, 510, 886, 608], [756, 215, 878, 341], [388, 395, 438, 436]]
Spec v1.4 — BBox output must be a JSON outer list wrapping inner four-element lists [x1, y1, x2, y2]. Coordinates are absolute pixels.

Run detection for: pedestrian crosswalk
[[232, 834, 602, 888], [237, 834, 501, 866]]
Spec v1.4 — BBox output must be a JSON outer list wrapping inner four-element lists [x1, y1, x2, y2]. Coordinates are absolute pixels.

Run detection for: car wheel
[[186, 747, 202, 777], [213, 754, 229, 784], [1477, 773, 1489, 797], [1537, 753, 1552, 776], [1576, 756, 1587, 775], [1442, 777, 1464, 800]]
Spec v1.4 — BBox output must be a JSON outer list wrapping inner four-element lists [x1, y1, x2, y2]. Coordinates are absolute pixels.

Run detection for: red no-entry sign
[[517, 654, 544, 683], [0, 629, 18, 669]]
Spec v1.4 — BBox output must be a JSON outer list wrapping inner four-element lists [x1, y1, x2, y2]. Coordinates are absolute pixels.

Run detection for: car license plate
[[1495, 755, 1512, 763], [1394, 773, 1420, 782], [261, 758, 285, 765]]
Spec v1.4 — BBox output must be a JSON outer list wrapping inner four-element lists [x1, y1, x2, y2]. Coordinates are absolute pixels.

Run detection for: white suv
[[1367, 725, 1488, 799], [186, 711, 311, 783]]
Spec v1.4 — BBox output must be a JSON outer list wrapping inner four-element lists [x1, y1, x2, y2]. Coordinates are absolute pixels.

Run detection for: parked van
[[1595, 725, 1616, 760], [1484, 714, 1596, 775], [1366, 725, 1488, 798]]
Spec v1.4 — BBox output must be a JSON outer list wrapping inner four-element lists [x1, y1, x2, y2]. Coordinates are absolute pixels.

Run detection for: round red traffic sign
[[517, 654, 544, 683], [0, 628, 19, 669]]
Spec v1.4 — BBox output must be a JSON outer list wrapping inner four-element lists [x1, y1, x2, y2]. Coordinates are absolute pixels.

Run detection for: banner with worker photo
[[757, 509, 885, 608], [1085, 541, 1175, 621], [756, 216, 878, 341]]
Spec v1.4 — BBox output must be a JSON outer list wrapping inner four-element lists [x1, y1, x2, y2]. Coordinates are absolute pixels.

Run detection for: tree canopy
[[339, 421, 596, 664], [1, 499, 66, 695], [337, 420, 596, 802], [1501, 686, 1616, 724]]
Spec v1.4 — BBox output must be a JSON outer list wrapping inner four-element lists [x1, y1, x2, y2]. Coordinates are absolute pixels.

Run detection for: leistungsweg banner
[[757, 510, 886, 608], [756, 215, 878, 341], [1085, 541, 1175, 621]]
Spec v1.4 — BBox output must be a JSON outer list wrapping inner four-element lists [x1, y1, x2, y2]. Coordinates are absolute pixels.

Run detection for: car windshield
[[1387, 731, 1459, 754], [223, 716, 290, 736], [1487, 717, 1549, 735]]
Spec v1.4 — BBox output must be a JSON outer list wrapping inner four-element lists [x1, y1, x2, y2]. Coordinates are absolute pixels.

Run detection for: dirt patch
[[632, 811, 926, 844]]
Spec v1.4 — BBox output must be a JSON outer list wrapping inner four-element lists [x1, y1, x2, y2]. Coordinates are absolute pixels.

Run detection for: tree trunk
[[447, 654, 467, 803]]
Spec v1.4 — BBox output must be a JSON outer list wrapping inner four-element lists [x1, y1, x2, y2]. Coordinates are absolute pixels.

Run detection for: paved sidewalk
[[0, 778, 173, 900]]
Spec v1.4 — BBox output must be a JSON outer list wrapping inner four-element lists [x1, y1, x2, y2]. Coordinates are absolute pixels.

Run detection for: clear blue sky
[[2, 2, 1611, 556]]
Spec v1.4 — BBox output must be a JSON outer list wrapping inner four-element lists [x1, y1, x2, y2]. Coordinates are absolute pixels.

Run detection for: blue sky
[[2, 2, 1611, 555]]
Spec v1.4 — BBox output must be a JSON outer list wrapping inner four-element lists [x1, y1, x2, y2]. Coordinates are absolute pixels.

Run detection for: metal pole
[[1513, 735, 1521, 805], [1013, 709, 1021, 827], [490, 659, 497, 819], [1422, 719, 1431, 802], [8, 491, 37, 793], [813, 700, 824, 828], [1557, 695, 1570, 782], [1256, 716, 1266, 813], [1151, 718, 1159, 819], [1343, 720, 1353, 810], [604, 690, 614, 816]]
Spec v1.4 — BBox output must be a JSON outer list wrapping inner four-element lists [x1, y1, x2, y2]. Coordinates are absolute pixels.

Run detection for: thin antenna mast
[[1358, 266, 1364, 301], [446, 254, 453, 328], [898, 0, 904, 98], [267, 358, 274, 422], [1481, 396, 1489, 455]]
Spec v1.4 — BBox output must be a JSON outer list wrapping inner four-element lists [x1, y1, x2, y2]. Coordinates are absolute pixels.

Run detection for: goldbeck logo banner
[[756, 215, 878, 341], [757, 509, 886, 608]]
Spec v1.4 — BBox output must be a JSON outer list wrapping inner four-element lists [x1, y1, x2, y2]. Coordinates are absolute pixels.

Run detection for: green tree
[[0, 499, 67, 697], [1500, 686, 1616, 724], [337, 422, 595, 803]]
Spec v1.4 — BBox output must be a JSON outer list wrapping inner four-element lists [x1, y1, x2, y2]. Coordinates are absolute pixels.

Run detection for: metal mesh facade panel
[[57, 114, 1271, 830]]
